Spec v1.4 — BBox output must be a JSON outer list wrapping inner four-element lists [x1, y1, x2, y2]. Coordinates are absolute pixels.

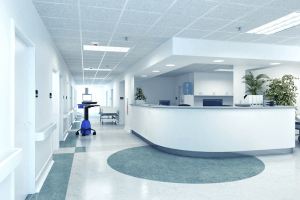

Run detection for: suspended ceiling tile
[[41, 17, 79, 30], [80, 7, 121, 22], [109, 41, 136, 47], [265, 0, 300, 11], [81, 31, 112, 40], [120, 11, 161, 26], [272, 27, 300, 38], [252, 36, 290, 44], [48, 29, 80, 38], [155, 14, 198, 28], [176, 29, 211, 39], [138, 36, 170, 44], [239, 7, 292, 24], [188, 18, 232, 31], [125, 0, 174, 13], [166, 0, 219, 17], [203, 31, 241, 40], [32, 0, 78, 5], [229, 33, 267, 42], [212, 0, 272, 6], [218, 21, 264, 33], [203, 3, 257, 21], [147, 26, 181, 37], [32, 1, 79, 19], [111, 34, 140, 42], [81, 21, 116, 32], [80, 0, 126, 9], [115, 23, 151, 35], [53, 37, 81, 44]]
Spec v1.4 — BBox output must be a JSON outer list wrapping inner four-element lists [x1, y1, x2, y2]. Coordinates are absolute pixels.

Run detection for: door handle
[[25, 123, 31, 126]]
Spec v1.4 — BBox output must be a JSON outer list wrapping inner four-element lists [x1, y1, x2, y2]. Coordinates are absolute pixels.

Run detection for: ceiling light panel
[[214, 69, 234, 71], [247, 12, 300, 35], [83, 45, 130, 52]]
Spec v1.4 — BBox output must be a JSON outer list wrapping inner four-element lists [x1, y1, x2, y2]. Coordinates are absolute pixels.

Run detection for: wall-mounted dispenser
[[36, 90, 38, 98], [49, 93, 52, 98]]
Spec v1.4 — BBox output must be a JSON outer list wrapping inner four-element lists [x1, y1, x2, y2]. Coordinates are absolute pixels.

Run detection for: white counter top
[[130, 104, 297, 109]]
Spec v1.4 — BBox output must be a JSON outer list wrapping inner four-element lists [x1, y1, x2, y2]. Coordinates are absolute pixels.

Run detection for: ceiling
[[158, 63, 233, 77], [31, 0, 300, 85]]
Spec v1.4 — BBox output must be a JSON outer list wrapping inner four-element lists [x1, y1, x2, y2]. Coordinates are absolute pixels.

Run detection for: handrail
[[63, 109, 75, 118], [35, 123, 57, 141], [0, 148, 22, 183]]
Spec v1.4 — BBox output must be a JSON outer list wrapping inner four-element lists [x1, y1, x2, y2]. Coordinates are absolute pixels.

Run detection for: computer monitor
[[159, 100, 170, 106], [82, 94, 92, 102], [203, 99, 223, 106]]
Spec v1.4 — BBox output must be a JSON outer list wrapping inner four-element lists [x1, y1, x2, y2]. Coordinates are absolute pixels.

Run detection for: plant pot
[[135, 100, 145, 105]]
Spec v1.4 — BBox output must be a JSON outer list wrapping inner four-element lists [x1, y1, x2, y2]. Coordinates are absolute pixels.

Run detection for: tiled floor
[[29, 114, 300, 200]]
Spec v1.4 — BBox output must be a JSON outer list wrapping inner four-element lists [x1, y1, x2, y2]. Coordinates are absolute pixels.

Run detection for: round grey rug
[[107, 146, 265, 184]]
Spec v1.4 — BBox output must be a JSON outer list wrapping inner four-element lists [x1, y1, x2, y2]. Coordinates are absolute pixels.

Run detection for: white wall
[[0, 0, 76, 197], [194, 73, 233, 96], [251, 65, 300, 114], [135, 77, 176, 105]]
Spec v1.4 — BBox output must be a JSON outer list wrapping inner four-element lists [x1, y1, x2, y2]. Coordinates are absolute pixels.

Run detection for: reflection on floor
[[27, 114, 300, 200]]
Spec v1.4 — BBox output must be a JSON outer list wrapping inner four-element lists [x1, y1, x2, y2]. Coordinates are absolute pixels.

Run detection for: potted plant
[[135, 87, 147, 104], [242, 71, 269, 106], [264, 74, 298, 115]]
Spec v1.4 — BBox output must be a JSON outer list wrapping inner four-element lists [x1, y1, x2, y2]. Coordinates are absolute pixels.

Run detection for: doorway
[[59, 75, 64, 141], [119, 81, 125, 124], [111, 89, 113, 106], [14, 30, 35, 198], [52, 69, 59, 151]]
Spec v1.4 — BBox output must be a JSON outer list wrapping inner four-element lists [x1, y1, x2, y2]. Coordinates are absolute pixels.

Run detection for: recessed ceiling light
[[213, 60, 224, 63], [166, 64, 175, 66], [152, 70, 160, 73], [84, 68, 111, 71], [214, 69, 234, 72], [270, 63, 281, 65], [247, 12, 300, 35], [141, 75, 147, 77], [83, 45, 130, 52]]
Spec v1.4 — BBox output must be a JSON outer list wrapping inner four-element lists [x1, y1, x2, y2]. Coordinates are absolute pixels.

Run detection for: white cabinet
[[180, 95, 194, 106]]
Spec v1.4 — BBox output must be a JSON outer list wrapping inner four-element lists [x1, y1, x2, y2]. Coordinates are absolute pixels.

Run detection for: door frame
[[12, 19, 36, 195], [51, 67, 60, 151]]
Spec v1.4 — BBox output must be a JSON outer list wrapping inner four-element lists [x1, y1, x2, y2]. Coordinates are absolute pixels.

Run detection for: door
[[59, 76, 64, 141], [178, 86, 183, 105], [52, 70, 59, 151], [111, 89, 113, 106], [14, 35, 34, 199]]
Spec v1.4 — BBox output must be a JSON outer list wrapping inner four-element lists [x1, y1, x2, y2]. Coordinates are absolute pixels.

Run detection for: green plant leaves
[[134, 87, 147, 101], [242, 71, 269, 95], [264, 75, 299, 115]]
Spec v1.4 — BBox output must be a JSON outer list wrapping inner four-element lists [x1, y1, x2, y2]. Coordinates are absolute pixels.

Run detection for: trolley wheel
[[102, 122, 103, 125], [115, 121, 117, 125], [298, 135, 300, 141], [82, 133, 86, 136], [93, 131, 96, 135], [76, 131, 79, 135]]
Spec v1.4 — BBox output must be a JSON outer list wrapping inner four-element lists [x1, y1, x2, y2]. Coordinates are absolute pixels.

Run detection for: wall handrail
[[0, 148, 22, 183], [35, 123, 57, 141]]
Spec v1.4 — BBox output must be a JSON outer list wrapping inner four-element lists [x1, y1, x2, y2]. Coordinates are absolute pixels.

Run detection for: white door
[[52, 70, 59, 151], [14, 35, 34, 200], [111, 89, 113, 106], [59, 76, 64, 141]]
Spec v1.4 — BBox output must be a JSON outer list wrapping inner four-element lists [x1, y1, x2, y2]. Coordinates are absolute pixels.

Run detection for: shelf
[[35, 123, 57, 141], [194, 95, 233, 97], [0, 148, 22, 183]]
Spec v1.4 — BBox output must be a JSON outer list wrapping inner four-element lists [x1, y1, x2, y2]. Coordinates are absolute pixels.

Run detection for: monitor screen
[[159, 100, 170, 106], [203, 99, 223, 106], [82, 94, 92, 102]]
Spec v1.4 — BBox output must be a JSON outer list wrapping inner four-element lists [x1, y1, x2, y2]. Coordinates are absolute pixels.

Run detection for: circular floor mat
[[107, 146, 265, 184]]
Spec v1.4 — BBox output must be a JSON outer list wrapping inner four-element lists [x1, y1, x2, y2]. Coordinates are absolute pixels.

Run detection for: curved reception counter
[[130, 105, 296, 158]]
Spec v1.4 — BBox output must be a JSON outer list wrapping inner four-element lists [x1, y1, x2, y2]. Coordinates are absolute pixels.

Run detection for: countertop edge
[[130, 104, 297, 109]]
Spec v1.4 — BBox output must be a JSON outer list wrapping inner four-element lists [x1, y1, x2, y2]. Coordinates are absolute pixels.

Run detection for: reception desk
[[130, 105, 296, 157]]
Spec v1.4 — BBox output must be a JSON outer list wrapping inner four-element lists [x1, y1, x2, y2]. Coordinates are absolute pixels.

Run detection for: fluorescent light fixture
[[247, 12, 300, 35], [270, 63, 281, 65], [152, 70, 160, 73], [214, 69, 234, 72], [84, 68, 111, 71], [83, 45, 130, 52], [213, 60, 224, 63], [141, 75, 147, 77], [166, 64, 175, 66]]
